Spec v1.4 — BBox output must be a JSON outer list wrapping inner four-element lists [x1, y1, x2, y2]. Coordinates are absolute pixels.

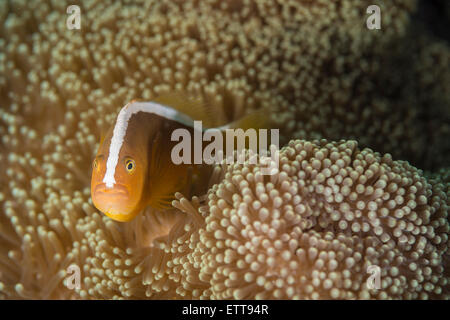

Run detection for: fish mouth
[[94, 183, 129, 197]]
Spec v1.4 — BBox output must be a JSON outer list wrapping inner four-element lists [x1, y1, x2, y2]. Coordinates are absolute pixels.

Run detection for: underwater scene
[[0, 0, 449, 300]]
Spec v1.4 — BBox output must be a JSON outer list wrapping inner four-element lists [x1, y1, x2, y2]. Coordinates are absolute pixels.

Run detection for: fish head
[[91, 147, 146, 222]]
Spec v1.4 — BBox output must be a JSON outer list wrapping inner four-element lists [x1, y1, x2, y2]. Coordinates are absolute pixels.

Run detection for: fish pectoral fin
[[150, 195, 176, 210], [99, 125, 109, 145], [148, 131, 165, 177], [148, 167, 191, 210], [153, 92, 216, 128]]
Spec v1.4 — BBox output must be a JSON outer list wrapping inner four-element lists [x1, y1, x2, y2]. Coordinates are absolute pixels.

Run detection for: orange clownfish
[[90, 94, 268, 222]]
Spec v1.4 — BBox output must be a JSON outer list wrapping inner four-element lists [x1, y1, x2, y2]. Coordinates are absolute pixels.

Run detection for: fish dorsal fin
[[153, 92, 216, 128]]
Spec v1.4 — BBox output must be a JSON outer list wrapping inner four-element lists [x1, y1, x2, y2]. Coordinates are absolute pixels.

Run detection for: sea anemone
[[164, 140, 450, 299]]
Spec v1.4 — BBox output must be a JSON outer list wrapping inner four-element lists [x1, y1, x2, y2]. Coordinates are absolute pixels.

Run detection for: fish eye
[[125, 159, 135, 173]]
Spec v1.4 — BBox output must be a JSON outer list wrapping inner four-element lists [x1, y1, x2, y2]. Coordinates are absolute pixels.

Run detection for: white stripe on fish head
[[102, 101, 196, 188]]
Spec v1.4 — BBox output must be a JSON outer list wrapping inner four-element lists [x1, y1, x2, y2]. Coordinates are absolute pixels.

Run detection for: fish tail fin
[[220, 108, 276, 153], [223, 108, 269, 131]]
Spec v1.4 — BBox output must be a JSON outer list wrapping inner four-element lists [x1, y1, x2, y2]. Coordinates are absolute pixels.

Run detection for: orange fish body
[[91, 94, 267, 222]]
